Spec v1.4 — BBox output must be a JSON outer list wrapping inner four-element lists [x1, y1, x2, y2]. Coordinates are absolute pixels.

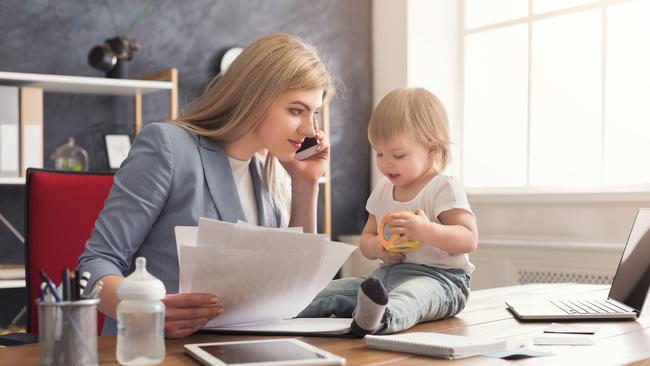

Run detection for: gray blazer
[[78, 122, 285, 334]]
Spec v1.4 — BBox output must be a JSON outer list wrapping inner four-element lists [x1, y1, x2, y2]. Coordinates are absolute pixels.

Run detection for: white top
[[366, 175, 475, 274], [228, 156, 259, 225]]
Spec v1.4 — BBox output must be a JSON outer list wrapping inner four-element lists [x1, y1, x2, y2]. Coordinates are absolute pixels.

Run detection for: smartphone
[[295, 137, 319, 160]]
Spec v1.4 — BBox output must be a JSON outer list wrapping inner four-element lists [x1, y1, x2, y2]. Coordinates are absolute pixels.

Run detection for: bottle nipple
[[116, 257, 166, 300]]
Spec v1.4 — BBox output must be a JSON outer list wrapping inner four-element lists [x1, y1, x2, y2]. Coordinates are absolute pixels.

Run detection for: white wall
[[372, 0, 461, 186], [406, 0, 461, 178], [371, 0, 408, 188]]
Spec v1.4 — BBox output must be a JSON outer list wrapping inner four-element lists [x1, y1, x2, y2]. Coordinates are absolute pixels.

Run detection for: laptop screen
[[608, 209, 650, 312]]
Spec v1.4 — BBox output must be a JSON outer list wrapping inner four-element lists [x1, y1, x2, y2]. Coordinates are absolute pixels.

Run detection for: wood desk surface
[[1, 283, 649, 365]]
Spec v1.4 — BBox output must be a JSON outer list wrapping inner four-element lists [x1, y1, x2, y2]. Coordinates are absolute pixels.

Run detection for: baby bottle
[[116, 257, 166, 365]]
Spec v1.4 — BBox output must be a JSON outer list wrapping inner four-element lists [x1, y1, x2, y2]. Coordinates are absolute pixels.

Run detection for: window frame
[[460, 0, 649, 200]]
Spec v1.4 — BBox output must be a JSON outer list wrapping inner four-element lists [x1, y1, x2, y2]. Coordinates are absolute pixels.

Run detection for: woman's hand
[[162, 293, 224, 338], [280, 122, 330, 186]]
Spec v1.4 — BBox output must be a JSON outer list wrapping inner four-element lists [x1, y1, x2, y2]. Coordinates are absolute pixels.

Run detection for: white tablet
[[184, 338, 346, 366]]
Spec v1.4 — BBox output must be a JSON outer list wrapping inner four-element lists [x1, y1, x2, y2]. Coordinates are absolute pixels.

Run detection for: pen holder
[[37, 298, 100, 366]]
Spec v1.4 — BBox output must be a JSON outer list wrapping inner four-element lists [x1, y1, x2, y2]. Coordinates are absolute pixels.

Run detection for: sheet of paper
[[196, 218, 235, 248], [543, 323, 599, 334], [175, 226, 198, 271], [203, 317, 352, 335], [180, 246, 310, 326], [236, 220, 305, 234], [533, 335, 594, 346], [484, 348, 555, 359], [177, 219, 356, 328]]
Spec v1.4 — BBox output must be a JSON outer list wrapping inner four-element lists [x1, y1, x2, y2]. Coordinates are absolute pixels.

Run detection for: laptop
[[506, 208, 650, 320]]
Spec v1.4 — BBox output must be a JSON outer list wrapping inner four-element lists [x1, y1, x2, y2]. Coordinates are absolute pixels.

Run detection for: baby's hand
[[373, 236, 405, 264], [389, 209, 430, 245]]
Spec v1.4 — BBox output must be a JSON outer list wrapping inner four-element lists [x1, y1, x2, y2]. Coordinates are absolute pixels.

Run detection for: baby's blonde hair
[[368, 87, 450, 171]]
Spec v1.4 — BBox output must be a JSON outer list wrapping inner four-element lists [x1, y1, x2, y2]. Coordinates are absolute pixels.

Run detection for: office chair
[[24, 168, 114, 335]]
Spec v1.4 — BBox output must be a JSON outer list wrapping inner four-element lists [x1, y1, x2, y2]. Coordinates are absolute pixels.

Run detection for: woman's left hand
[[280, 127, 330, 186]]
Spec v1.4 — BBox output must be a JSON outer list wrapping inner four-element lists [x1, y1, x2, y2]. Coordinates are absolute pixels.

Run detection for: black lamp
[[88, 36, 141, 78]]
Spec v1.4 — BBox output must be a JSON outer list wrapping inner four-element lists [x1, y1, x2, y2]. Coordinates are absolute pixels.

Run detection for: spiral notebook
[[364, 332, 506, 360]]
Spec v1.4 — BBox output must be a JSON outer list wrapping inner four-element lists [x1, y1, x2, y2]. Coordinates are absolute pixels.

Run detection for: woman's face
[[255, 88, 324, 162]]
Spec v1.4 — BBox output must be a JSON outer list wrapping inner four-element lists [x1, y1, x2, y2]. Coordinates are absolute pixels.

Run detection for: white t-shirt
[[228, 156, 259, 225], [366, 175, 475, 274]]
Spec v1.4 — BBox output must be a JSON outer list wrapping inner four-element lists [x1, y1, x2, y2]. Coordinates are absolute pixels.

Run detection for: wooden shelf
[[0, 177, 26, 185], [0, 71, 173, 96], [0, 69, 330, 239], [0, 68, 178, 185]]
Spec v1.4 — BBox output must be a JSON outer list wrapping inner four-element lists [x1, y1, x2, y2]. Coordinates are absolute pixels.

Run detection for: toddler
[[299, 87, 478, 336]]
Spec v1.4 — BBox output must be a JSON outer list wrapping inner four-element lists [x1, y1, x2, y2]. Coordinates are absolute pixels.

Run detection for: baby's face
[[372, 136, 436, 188]]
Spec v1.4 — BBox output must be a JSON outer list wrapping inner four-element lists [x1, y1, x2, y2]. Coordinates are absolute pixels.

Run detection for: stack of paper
[[175, 218, 356, 330]]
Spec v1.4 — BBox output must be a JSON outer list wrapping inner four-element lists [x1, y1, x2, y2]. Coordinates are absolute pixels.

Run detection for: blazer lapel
[[198, 136, 246, 223]]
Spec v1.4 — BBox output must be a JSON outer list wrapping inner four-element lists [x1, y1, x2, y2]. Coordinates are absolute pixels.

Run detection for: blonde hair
[[368, 87, 450, 171], [174, 32, 333, 215]]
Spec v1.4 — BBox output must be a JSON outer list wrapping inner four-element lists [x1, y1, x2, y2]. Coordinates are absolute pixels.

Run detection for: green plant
[[103, 0, 157, 37]]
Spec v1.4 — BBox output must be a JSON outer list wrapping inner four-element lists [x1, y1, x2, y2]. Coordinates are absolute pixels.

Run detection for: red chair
[[24, 168, 114, 335]]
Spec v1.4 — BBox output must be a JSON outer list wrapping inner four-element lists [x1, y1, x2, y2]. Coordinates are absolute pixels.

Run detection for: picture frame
[[104, 134, 132, 170]]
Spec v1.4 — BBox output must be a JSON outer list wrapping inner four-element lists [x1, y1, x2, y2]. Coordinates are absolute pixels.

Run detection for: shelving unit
[[0, 69, 178, 184], [0, 68, 332, 238], [321, 104, 332, 238], [0, 177, 26, 185], [0, 71, 174, 95]]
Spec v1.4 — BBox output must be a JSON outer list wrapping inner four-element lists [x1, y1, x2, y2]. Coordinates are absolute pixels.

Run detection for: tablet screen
[[198, 340, 325, 364]]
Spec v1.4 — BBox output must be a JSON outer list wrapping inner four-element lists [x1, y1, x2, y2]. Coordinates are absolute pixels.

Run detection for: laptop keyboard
[[550, 299, 630, 314]]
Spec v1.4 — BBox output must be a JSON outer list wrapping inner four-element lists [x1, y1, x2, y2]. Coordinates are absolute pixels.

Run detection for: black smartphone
[[295, 137, 319, 160]]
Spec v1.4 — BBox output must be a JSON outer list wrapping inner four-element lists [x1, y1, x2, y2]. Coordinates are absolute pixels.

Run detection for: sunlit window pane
[[530, 10, 601, 187], [464, 0, 528, 29], [605, 0, 650, 184], [533, 0, 597, 14], [463, 25, 528, 188]]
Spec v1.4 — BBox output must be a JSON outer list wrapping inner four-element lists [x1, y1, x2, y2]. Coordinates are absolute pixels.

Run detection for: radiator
[[469, 239, 623, 290], [517, 269, 613, 285]]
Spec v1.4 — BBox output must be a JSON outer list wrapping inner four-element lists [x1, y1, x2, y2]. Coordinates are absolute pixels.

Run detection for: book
[[0, 86, 19, 178], [19, 87, 44, 175], [364, 332, 506, 360]]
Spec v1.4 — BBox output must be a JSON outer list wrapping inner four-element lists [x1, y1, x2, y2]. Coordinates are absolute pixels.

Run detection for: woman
[[78, 32, 333, 338]]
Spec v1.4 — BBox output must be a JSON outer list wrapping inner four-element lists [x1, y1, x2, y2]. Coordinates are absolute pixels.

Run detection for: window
[[462, 0, 650, 191]]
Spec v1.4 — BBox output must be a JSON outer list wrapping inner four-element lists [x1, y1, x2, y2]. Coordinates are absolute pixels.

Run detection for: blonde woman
[[299, 88, 478, 336], [78, 32, 333, 338]]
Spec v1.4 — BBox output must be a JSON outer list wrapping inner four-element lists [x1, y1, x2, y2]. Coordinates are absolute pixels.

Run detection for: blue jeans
[[298, 263, 471, 334]]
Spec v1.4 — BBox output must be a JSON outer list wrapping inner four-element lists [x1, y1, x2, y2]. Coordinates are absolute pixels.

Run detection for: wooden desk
[[1, 283, 649, 365]]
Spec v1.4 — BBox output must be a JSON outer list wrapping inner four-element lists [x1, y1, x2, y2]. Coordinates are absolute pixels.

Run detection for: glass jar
[[50, 137, 89, 171]]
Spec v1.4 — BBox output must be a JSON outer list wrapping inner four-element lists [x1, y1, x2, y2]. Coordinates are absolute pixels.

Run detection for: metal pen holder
[[37, 298, 100, 366]]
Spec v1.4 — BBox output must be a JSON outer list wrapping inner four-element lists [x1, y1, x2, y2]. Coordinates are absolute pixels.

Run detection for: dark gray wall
[[0, 0, 372, 264]]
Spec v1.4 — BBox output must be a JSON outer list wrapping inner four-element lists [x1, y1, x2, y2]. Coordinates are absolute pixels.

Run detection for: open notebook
[[364, 332, 506, 360]]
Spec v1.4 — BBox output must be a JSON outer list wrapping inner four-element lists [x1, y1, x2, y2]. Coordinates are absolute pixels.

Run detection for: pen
[[39, 282, 46, 301], [88, 280, 104, 300], [79, 271, 91, 297], [62, 268, 71, 301], [71, 270, 79, 301], [39, 270, 61, 302]]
